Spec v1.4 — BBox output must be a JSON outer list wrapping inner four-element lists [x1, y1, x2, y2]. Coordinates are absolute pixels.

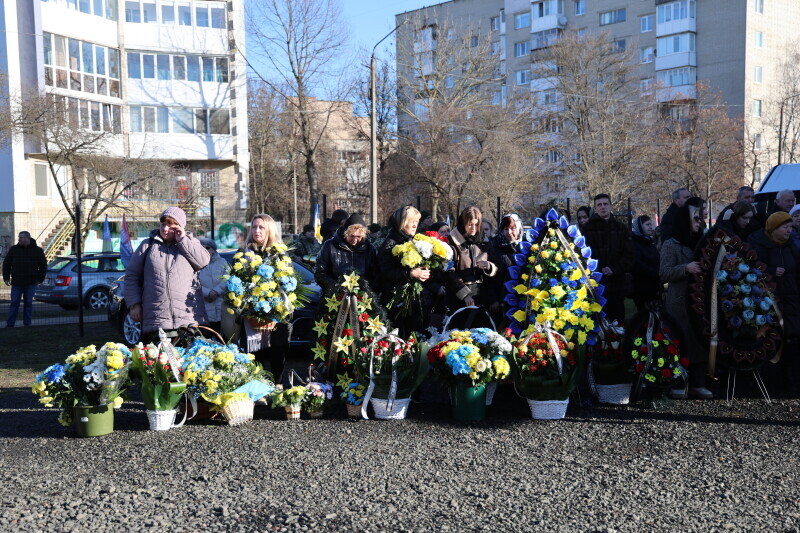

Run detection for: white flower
[[146, 347, 159, 360], [415, 240, 434, 259], [476, 359, 490, 373], [158, 353, 169, 366]]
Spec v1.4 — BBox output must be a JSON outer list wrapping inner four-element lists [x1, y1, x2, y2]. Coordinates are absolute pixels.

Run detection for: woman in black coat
[[630, 215, 662, 311], [314, 213, 376, 291], [748, 212, 800, 397], [489, 213, 527, 323]]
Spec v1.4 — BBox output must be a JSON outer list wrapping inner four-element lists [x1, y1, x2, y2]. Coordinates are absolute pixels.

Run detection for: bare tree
[[247, 0, 352, 224], [766, 42, 800, 165]]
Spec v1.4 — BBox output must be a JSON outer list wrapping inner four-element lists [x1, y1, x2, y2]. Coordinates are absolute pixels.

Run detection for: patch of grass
[[0, 323, 122, 389]]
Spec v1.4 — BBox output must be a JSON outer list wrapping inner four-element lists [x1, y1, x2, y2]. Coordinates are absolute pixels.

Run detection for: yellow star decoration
[[336, 373, 352, 389], [366, 316, 384, 334], [357, 294, 373, 313], [333, 337, 354, 354], [312, 319, 329, 338], [341, 272, 360, 292], [325, 294, 341, 313], [311, 342, 328, 361]]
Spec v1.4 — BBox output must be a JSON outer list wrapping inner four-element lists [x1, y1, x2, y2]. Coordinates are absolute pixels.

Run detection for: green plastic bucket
[[450, 382, 487, 421], [73, 404, 114, 437]]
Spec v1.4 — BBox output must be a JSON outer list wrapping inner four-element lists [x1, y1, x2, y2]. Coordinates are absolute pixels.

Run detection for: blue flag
[[120, 214, 133, 267], [313, 203, 322, 243]]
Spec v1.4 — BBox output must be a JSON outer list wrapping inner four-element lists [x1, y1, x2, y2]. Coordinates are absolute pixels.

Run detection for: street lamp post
[[370, 20, 407, 225]]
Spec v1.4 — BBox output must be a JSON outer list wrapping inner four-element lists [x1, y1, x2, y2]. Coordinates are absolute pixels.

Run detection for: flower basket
[[370, 397, 411, 420], [449, 382, 487, 421], [221, 399, 254, 426], [73, 403, 114, 437], [248, 317, 276, 331], [308, 408, 324, 419], [146, 409, 177, 431], [345, 403, 362, 418], [527, 399, 568, 420], [285, 404, 301, 419], [594, 384, 631, 405]]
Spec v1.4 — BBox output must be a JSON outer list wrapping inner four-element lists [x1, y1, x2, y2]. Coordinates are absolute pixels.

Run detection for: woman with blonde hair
[[377, 205, 445, 336], [314, 213, 376, 290], [245, 213, 282, 252], [445, 206, 498, 314]]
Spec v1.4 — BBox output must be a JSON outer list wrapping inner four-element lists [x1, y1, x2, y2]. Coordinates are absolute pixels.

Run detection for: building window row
[[41, 0, 118, 22], [574, 0, 585, 16], [657, 32, 696, 56], [640, 14, 654, 33], [532, 29, 561, 50], [124, 0, 226, 28], [599, 9, 626, 26], [43, 33, 121, 98], [53, 94, 122, 133], [127, 52, 228, 83], [514, 11, 530, 29], [129, 105, 231, 134], [656, 66, 696, 87], [657, 0, 696, 24]]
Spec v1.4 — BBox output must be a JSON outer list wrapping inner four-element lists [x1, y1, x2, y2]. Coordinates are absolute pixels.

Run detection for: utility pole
[[370, 19, 407, 225]]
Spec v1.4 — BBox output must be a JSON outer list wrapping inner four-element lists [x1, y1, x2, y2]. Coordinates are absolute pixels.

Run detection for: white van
[[754, 164, 800, 214]]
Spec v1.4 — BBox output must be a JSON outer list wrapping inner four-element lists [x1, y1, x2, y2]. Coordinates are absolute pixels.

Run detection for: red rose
[[343, 328, 353, 337], [164, 365, 170, 371], [654, 332, 664, 341], [661, 368, 672, 378], [358, 313, 369, 322], [635, 363, 644, 373], [666, 344, 678, 355], [679, 357, 690, 368], [360, 347, 368, 354], [639, 347, 648, 355]]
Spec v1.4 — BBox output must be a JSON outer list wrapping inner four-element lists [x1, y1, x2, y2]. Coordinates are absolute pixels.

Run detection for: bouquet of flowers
[[268, 385, 308, 408], [179, 338, 273, 408], [425, 328, 512, 387], [338, 379, 367, 406], [507, 329, 582, 402], [223, 245, 311, 327], [629, 329, 687, 386], [587, 321, 631, 385], [387, 232, 453, 317], [131, 343, 187, 412], [32, 342, 132, 426], [303, 381, 334, 414], [504, 209, 604, 347], [689, 231, 782, 374]]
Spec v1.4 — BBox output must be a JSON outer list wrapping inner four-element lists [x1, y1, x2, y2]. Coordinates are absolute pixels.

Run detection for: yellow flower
[[550, 285, 566, 299], [543, 307, 557, 322], [549, 241, 558, 249], [233, 252, 243, 259], [540, 251, 550, 259], [535, 265, 543, 274], [233, 263, 243, 271], [113, 396, 124, 408], [570, 269, 583, 281], [512, 310, 527, 323], [493, 357, 510, 379], [555, 253, 563, 262], [226, 308, 235, 315], [514, 284, 528, 295], [521, 273, 529, 281], [531, 244, 540, 251], [578, 331, 587, 344]]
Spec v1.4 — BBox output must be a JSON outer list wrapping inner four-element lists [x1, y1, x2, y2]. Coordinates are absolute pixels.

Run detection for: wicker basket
[[527, 399, 569, 420], [308, 409, 324, 419], [596, 384, 632, 405], [285, 404, 301, 420], [345, 403, 362, 418], [146, 409, 176, 431], [370, 398, 411, 420], [221, 400, 254, 426], [485, 382, 498, 406]]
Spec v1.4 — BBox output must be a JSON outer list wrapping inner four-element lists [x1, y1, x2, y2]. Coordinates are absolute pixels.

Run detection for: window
[[445, 75, 454, 89], [209, 109, 230, 134], [210, 4, 225, 28], [538, 89, 557, 105], [142, 2, 156, 23], [641, 14, 654, 32], [173, 108, 194, 133], [514, 12, 530, 29], [514, 41, 530, 57], [142, 54, 155, 78], [613, 38, 627, 52], [490, 16, 500, 30], [640, 46, 654, 64], [640, 78, 653, 95], [215, 57, 228, 83], [754, 66, 762, 84], [574, 0, 585, 16], [35, 164, 49, 196], [125, 1, 140, 22], [755, 0, 763, 14], [657, 33, 696, 56], [599, 9, 626, 26], [753, 99, 762, 117], [173, 56, 186, 80], [754, 31, 763, 48], [754, 166, 762, 183], [187, 55, 200, 81], [491, 41, 502, 56], [515, 69, 530, 85], [533, 1, 552, 17], [656, 66, 696, 87], [128, 52, 141, 79], [161, 1, 174, 24], [155, 54, 170, 80], [157, 107, 170, 132], [202, 57, 214, 81], [196, 4, 209, 26], [470, 35, 479, 48], [754, 133, 762, 149], [532, 29, 561, 50], [178, 3, 191, 25], [657, 1, 696, 24]]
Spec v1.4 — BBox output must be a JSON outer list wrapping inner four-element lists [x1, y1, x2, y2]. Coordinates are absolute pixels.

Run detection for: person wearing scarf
[[488, 214, 526, 324], [660, 198, 713, 399], [444, 207, 498, 323], [749, 212, 800, 397], [630, 215, 662, 311], [377, 206, 444, 337]]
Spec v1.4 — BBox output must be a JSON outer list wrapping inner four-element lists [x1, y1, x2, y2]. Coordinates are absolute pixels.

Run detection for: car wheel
[[85, 288, 110, 310], [123, 310, 142, 344]]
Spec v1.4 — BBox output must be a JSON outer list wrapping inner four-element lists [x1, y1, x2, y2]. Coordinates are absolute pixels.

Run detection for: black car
[[108, 249, 320, 346]]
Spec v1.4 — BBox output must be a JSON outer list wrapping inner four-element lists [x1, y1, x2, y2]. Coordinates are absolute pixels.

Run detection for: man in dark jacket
[[292, 224, 321, 266], [582, 194, 635, 324], [719, 186, 762, 238], [320, 209, 349, 243], [657, 187, 690, 246], [3, 231, 47, 327]]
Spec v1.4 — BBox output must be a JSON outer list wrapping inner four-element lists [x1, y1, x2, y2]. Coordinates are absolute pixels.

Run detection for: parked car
[[35, 253, 125, 310], [754, 164, 800, 215], [108, 249, 321, 346]]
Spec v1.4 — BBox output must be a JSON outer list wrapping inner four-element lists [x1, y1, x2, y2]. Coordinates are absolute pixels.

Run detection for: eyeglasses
[[693, 216, 702, 222]]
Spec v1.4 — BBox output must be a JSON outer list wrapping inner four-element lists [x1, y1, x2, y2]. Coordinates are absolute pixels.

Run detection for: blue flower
[[227, 276, 245, 296], [743, 297, 755, 308], [445, 350, 471, 375], [738, 263, 750, 273], [716, 270, 728, 281], [739, 284, 752, 295], [746, 273, 758, 284], [721, 284, 734, 296], [256, 264, 275, 278], [743, 309, 755, 321], [759, 299, 772, 311], [530, 279, 541, 288], [38, 363, 67, 384], [254, 300, 272, 313], [728, 270, 741, 282], [756, 315, 767, 326], [721, 300, 734, 312], [728, 316, 743, 328], [751, 285, 763, 296], [234, 352, 252, 364], [549, 278, 559, 287], [280, 276, 298, 292]]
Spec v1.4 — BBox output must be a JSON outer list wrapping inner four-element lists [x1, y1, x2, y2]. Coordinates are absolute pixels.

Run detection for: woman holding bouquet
[[445, 207, 498, 323], [659, 198, 712, 399], [377, 206, 445, 337]]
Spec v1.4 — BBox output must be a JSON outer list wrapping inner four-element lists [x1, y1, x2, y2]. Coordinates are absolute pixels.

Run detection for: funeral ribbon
[[360, 328, 405, 420], [707, 242, 727, 378], [326, 290, 361, 380], [157, 329, 190, 428]]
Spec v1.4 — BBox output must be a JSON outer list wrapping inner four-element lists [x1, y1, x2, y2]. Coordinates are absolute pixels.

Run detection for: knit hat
[[199, 238, 217, 250], [343, 213, 366, 229], [765, 212, 792, 234], [790, 205, 800, 217], [160, 206, 187, 228], [302, 224, 314, 233]]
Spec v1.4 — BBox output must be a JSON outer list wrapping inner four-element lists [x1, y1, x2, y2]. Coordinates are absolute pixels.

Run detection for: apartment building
[[0, 0, 249, 252], [396, 0, 800, 206]]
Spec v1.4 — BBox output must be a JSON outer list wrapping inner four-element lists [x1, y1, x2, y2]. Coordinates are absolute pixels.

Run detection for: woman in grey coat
[[124, 207, 210, 345], [659, 200, 712, 399], [198, 238, 230, 335]]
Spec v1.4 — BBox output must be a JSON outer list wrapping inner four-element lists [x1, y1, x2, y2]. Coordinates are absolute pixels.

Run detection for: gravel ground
[[1, 385, 799, 533]]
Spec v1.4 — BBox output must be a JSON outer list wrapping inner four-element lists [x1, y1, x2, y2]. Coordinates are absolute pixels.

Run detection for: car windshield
[[48, 258, 72, 272]]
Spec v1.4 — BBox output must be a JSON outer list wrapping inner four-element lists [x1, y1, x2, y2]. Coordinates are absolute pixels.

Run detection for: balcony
[[655, 51, 697, 71], [656, 84, 696, 103], [531, 14, 567, 33], [41, 2, 118, 46], [656, 17, 696, 37]]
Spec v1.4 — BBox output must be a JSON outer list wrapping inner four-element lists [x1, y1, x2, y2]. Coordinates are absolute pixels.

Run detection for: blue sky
[[341, 0, 432, 55]]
